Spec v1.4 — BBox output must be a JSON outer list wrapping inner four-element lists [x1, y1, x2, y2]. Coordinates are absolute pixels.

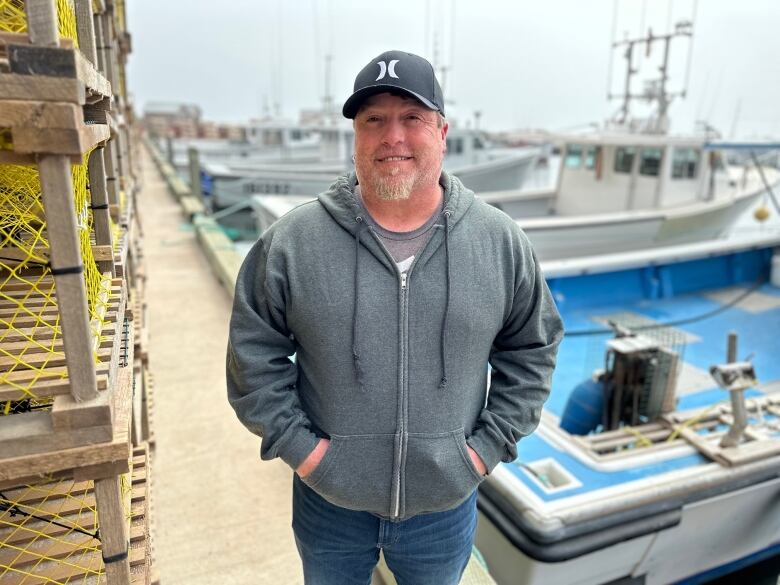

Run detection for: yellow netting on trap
[[0, 0, 79, 45], [114, 0, 125, 33], [0, 151, 112, 411], [0, 468, 134, 583]]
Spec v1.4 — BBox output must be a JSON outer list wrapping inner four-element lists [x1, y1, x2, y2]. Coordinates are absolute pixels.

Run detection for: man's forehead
[[359, 92, 433, 113]]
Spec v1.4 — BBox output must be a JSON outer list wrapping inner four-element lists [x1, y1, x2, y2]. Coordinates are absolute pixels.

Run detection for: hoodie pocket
[[301, 433, 394, 516], [404, 428, 484, 517]]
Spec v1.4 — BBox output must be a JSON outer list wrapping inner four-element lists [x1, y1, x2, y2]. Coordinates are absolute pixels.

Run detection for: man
[[227, 50, 563, 585]]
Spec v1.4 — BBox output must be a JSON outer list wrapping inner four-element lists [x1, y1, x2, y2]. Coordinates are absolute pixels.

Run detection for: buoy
[[560, 379, 604, 435], [753, 206, 770, 222]]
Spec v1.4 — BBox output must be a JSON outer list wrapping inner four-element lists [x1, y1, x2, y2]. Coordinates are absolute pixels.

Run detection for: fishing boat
[[248, 21, 780, 262], [475, 231, 780, 585], [470, 19, 780, 583], [194, 123, 539, 210]]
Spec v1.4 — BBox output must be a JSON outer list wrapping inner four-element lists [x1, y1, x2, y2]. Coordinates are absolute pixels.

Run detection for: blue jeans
[[292, 475, 477, 585]]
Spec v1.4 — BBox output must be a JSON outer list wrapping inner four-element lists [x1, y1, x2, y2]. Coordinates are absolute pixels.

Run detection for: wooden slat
[[0, 100, 83, 129], [0, 363, 133, 484], [8, 42, 111, 98], [0, 334, 112, 357], [0, 73, 84, 102], [0, 32, 74, 50], [0, 344, 112, 371], [10, 121, 111, 157], [37, 155, 96, 403], [0, 464, 150, 585]]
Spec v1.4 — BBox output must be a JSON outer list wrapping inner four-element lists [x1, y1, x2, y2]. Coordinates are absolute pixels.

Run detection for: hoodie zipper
[[392, 270, 409, 518], [365, 219, 446, 520]]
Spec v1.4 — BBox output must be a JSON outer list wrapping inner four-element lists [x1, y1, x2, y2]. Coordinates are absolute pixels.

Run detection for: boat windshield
[[614, 147, 636, 173], [585, 146, 600, 170], [640, 148, 662, 176], [565, 144, 583, 168], [671, 148, 699, 179]]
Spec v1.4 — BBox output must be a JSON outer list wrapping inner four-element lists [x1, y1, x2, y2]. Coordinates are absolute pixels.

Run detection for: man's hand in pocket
[[297, 438, 330, 478], [467, 446, 487, 476]]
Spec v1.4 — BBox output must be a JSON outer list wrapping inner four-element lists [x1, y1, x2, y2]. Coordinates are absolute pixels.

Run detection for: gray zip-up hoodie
[[227, 171, 563, 520]]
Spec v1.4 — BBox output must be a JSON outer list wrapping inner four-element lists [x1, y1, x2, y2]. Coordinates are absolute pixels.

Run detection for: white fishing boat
[[248, 21, 780, 262], [249, 139, 779, 262], [196, 123, 539, 209]]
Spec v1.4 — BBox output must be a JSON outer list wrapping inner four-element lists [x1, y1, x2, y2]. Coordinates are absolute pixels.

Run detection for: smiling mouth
[[377, 156, 413, 162]]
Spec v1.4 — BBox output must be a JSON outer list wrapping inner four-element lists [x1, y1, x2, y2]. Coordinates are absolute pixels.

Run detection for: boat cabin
[[246, 119, 320, 151], [553, 134, 729, 216]]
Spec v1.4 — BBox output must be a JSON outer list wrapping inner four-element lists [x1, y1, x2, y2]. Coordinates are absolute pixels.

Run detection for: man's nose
[[380, 119, 405, 145]]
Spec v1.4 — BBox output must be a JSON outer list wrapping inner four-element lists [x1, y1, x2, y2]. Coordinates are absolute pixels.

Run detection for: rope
[[565, 276, 767, 337]]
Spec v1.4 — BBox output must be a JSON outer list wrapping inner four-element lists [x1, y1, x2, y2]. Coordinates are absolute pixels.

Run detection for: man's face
[[353, 93, 448, 201]]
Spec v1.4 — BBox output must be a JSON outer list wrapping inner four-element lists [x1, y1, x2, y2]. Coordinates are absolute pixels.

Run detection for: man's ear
[[441, 122, 449, 149]]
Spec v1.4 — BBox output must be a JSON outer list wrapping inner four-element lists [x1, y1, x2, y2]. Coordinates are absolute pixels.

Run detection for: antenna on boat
[[322, 53, 334, 118], [607, 1, 696, 133]]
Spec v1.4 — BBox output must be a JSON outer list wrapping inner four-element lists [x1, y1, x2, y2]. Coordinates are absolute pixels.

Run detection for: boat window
[[639, 148, 662, 176], [473, 136, 485, 150], [585, 146, 601, 170], [614, 147, 636, 173], [446, 138, 464, 154], [291, 129, 302, 140], [671, 148, 699, 179], [268, 129, 282, 145], [565, 144, 583, 168]]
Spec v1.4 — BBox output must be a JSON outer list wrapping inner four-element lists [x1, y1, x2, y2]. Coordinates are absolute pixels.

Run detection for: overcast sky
[[126, 0, 780, 138]]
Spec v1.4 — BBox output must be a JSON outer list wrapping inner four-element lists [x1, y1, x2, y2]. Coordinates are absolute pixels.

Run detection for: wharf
[[140, 148, 302, 584]]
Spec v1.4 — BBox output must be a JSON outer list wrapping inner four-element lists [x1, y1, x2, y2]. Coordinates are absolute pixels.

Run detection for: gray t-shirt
[[355, 185, 443, 273]]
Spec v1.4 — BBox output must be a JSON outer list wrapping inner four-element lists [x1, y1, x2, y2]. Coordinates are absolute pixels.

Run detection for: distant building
[[144, 102, 202, 138], [143, 102, 247, 141]]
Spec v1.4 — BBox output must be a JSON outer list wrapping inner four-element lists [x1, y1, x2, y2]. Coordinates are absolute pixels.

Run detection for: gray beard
[[356, 163, 441, 202], [371, 168, 415, 201]]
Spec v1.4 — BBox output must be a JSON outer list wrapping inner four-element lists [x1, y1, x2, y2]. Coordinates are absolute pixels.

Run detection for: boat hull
[[476, 474, 780, 585]]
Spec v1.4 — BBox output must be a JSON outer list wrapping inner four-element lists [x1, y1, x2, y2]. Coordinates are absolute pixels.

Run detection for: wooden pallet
[[131, 362, 143, 447], [0, 444, 153, 585], [0, 99, 111, 164], [0, 32, 111, 103], [142, 368, 154, 450], [113, 217, 133, 279], [0, 276, 126, 402], [129, 285, 148, 366], [0, 29, 113, 164], [0, 317, 134, 488]]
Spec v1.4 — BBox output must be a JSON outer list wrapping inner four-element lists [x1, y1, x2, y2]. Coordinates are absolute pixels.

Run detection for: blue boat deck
[[504, 247, 780, 503]]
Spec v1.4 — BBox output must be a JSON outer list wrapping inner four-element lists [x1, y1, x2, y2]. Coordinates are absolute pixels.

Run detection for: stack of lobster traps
[[0, 0, 155, 582]]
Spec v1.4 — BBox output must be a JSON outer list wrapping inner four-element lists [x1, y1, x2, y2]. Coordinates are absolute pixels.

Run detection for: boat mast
[[322, 53, 334, 120], [609, 21, 693, 133]]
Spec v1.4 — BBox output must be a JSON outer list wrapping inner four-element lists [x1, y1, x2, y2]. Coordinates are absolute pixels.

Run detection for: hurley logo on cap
[[342, 50, 445, 119], [375, 60, 400, 81]]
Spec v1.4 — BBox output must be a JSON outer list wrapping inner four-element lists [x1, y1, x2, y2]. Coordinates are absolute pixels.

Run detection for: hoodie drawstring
[[352, 217, 366, 390], [351, 211, 452, 391], [438, 210, 452, 389]]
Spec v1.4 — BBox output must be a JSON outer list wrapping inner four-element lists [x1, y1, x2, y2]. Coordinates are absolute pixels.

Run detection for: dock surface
[[141, 149, 303, 584]]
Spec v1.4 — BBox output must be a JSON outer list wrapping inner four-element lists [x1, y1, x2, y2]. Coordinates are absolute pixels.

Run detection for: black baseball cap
[[342, 50, 445, 119]]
